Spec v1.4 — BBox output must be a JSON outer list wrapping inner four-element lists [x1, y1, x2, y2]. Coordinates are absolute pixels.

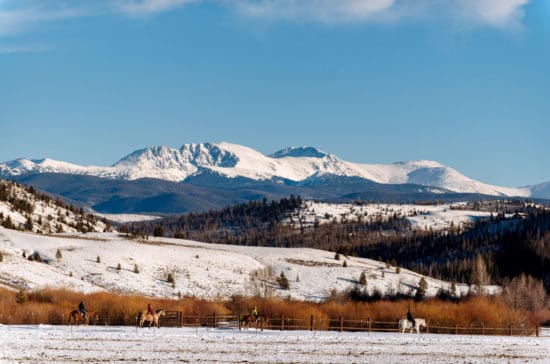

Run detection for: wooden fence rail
[[3, 311, 540, 337]]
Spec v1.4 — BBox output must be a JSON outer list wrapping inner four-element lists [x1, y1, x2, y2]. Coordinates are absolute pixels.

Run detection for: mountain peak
[[0, 142, 540, 198], [270, 146, 329, 159]]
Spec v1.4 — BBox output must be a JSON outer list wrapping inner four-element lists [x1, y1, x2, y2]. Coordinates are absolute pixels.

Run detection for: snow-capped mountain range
[[1, 142, 543, 198]]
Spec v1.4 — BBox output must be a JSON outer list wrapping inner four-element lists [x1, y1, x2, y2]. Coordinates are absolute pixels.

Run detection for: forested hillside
[[127, 197, 550, 293], [0, 179, 109, 234]]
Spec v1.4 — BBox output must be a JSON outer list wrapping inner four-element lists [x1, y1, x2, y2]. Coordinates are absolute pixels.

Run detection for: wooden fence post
[[536, 326, 539, 337], [368, 318, 371, 332], [426, 321, 429, 334], [213, 312, 217, 328], [339, 316, 343, 332], [454, 324, 458, 335], [238, 313, 241, 331], [481, 323, 485, 335], [281, 315, 284, 331], [310, 315, 314, 331], [508, 325, 512, 336], [179, 311, 183, 328]]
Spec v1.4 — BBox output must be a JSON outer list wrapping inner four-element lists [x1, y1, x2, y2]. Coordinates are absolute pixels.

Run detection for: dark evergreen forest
[[125, 197, 550, 292]]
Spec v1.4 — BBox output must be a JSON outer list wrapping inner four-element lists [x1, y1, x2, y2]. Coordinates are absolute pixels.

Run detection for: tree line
[[127, 196, 550, 294]]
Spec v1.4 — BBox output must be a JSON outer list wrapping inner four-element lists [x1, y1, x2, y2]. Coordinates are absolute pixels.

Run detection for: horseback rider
[[78, 301, 87, 320], [147, 303, 154, 316], [407, 307, 416, 327], [251, 306, 259, 321]]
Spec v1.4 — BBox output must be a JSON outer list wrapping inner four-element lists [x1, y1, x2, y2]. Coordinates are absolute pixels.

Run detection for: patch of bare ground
[[286, 258, 342, 268], [45, 234, 110, 242]]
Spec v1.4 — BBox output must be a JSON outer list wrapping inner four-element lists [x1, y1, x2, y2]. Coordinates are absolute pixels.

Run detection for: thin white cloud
[[453, 0, 529, 27], [232, 0, 529, 27], [0, 0, 531, 37], [113, 0, 198, 15], [232, 0, 397, 23], [0, 2, 86, 36], [0, 43, 51, 54]]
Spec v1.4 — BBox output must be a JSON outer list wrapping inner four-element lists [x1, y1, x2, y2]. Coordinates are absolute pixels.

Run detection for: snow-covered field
[[1, 325, 548, 363], [0, 227, 498, 300], [94, 212, 162, 223]]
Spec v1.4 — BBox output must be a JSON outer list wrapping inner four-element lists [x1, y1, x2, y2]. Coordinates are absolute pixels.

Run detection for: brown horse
[[68, 310, 99, 326], [240, 315, 263, 331], [137, 308, 166, 328]]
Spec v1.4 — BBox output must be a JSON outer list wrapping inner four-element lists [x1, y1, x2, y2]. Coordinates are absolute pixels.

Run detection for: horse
[[240, 315, 263, 331], [68, 310, 99, 326], [399, 318, 427, 334], [137, 308, 166, 328]]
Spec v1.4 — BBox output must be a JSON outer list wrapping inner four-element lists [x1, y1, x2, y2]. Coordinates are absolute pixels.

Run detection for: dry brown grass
[[0, 286, 545, 329]]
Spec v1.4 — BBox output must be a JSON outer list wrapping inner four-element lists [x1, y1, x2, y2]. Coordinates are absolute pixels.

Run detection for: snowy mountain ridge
[[0, 141, 539, 198]]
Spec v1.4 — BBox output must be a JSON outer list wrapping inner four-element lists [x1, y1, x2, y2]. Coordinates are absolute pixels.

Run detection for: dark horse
[[137, 308, 166, 328], [240, 315, 263, 331], [68, 310, 99, 326]]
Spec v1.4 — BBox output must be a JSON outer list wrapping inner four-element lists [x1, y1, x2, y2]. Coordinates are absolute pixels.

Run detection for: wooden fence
[[1, 312, 542, 336], [153, 313, 540, 336]]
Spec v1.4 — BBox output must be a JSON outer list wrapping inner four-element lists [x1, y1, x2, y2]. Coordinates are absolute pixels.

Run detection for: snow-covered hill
[[291, 201, 498, 232], [0, 142, 535, 198], [0, 228, 498, 300], [0, 180, 108, 234]]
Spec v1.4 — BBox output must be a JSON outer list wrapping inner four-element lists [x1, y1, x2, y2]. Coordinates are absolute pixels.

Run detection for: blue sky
[[0, 0, 548, 187]]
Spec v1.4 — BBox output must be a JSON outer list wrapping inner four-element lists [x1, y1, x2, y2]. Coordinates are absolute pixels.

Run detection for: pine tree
[[359, 271, 366, 285], [24, 216, 33, 232], [415, 277, 428, 301]]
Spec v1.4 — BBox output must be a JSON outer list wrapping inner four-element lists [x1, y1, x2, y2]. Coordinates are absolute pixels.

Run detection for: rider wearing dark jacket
[[147, 303, 154, 315], [78, 301, 87, 320], [407, 308, 416, 327]]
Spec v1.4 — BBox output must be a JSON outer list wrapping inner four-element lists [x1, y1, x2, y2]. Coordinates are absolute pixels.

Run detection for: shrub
[[55, 249, 62, 260], [167, 273, 175, 287], [96, 255, 101, 263], [134, 264, 140, 274], [343, 260, 347, 267], [0, 251, 3, 263], [16, 290, 27, 304], [116, 263, 121, 272], [277, 271, 290, 290], [0, 286, 542, 327], [334, 252, 340, 261]]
